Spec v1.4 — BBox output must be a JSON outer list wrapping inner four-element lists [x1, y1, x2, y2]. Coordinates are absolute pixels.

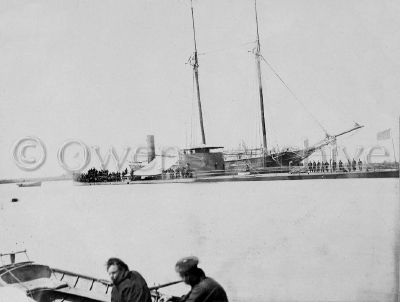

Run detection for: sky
[[1, 0, 399, 179]]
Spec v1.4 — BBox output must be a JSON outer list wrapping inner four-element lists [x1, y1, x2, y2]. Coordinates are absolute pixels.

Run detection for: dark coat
[[111, 271, 152, 302], [181, 276, 228, 302]]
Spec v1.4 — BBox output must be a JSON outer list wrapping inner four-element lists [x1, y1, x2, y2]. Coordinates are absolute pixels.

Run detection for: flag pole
[[392, 132, 397, 163], [397, 115, 400, 302]]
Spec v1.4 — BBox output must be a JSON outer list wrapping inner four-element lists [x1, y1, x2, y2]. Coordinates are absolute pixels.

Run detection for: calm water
[[0, 179, 399, 302]]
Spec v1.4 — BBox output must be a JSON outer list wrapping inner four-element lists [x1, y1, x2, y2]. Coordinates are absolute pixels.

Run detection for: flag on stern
[[377, 128, 391, 140]]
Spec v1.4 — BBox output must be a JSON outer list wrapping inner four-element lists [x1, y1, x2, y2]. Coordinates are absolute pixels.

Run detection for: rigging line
[[259, 54, 329, 136]]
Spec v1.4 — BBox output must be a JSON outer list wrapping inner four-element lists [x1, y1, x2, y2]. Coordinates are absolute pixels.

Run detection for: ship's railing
[[52, 267, 112, 295], [0, 250, 29, 265]]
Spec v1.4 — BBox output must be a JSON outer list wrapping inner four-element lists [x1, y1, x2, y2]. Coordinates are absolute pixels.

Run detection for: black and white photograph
[[0, 0, 399, 301]]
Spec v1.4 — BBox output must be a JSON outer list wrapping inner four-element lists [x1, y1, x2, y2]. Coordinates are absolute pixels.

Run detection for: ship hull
[[73, 168, 399, 186]]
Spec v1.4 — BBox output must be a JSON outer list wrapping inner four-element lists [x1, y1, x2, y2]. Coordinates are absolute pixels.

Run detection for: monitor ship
[[73, 1, 396, 185]]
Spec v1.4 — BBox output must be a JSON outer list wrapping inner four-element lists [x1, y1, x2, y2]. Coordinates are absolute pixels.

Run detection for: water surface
[[0, 179, 398, 302]]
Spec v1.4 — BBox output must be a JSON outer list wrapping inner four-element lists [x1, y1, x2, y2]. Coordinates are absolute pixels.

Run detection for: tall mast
[[191, 0, 206, 145], [254, 0, 268, 153]]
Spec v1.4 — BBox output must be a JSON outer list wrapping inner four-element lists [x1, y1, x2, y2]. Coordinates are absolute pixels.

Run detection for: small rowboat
[[17, 181, 42, 188], [0, 250, 178, 302]]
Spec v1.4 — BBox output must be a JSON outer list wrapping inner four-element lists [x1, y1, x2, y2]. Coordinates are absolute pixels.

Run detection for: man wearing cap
[[171, 256, 228, 302], [106, 257, 152, 302]]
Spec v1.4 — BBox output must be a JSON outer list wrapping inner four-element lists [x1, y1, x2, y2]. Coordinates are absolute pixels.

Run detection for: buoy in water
[[11, 198, 19, 202]]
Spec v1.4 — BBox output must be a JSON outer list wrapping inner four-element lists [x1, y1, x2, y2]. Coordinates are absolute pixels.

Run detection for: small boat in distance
[[11, 198, 18, 202], [17, 181, 42, 187]]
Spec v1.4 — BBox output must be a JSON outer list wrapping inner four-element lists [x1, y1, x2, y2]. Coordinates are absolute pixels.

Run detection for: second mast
[[191, 1, 206, 145], [254, 0, 268, 153]]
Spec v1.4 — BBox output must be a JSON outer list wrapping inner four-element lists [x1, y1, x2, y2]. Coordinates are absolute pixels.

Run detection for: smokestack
[[147, 135, 155, 163]]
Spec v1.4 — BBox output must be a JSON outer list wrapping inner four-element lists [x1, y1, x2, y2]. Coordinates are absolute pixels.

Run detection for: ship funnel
[[147, 135, 155, 163]]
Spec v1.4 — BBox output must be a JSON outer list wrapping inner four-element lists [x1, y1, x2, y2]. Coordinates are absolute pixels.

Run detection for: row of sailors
[[307, 159, 363, 172], [163, 165, 193, 178]]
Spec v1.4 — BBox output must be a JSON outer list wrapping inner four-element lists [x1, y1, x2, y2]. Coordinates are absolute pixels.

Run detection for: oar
[[149, 280, 183, 291]]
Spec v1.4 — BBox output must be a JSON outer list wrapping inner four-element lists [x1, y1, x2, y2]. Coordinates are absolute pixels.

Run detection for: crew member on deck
[[332, 160, 337, 172], [352, 159, 357, 171], [169, 256, 228, 302], [358, 159, 362, 171], [186, 163, 192, 177], [338, 160, 343, 171]]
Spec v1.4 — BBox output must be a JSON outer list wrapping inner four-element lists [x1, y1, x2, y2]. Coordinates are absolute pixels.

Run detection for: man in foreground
[[107, 257, 152, 302], [170, 256, 228, 302]]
